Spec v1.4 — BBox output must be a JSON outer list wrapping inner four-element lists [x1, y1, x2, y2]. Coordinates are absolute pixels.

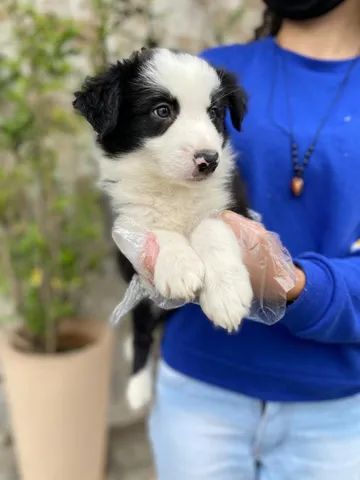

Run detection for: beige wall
[[33, 0, 264, 56]]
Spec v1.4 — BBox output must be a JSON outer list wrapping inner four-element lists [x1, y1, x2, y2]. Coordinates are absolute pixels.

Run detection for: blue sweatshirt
[[161, 37, 360, 401]]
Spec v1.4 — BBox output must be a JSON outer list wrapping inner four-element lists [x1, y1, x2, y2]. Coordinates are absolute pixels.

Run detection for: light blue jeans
[[149, 361, 360, 480]]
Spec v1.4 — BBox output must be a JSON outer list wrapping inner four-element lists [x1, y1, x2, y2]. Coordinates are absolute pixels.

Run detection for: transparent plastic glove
[[110, 213, 296, 327], [220, 211, 296, 324], [110, 219, 185, 326]]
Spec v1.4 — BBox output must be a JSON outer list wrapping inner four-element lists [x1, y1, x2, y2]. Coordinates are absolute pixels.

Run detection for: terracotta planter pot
[[0, 318, 113, 480]]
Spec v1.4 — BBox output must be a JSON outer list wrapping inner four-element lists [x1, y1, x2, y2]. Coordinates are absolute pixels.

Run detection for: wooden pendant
[[291, 176, 304, 197]]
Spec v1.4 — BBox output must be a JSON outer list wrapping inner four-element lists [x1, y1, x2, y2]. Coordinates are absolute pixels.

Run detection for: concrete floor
[[0, 422, 154, 480], [108, 422, 154, 480]]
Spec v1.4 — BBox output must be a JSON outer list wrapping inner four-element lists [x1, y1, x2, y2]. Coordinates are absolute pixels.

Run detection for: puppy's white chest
[[119, 181, 231, 234], [99, 140, 235, 234]]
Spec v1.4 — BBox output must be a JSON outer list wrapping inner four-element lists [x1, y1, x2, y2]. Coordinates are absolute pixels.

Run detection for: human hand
[[220, 211, 301, 303], [141, 232, 159, 282]]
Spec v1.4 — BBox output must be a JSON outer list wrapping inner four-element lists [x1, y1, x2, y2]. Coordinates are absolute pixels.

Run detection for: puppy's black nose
[[194, 150, 219, 174]]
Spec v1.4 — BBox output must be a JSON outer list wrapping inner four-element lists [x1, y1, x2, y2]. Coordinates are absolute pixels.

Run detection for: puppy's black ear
[[73, 64, 122, 138], [217, 69, 247, 131]]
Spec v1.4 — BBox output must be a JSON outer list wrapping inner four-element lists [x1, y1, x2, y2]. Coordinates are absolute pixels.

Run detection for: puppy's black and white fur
[[74, 48, 253, 409]]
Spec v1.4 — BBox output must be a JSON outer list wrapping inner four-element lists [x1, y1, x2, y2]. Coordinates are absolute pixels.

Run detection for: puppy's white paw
[[200, 266, 253, 332], [126, 364, 153, 410], [154, 248, 204, 300]]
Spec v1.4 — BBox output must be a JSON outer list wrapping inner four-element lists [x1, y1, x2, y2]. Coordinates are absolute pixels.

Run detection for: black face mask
[[263, 0, 346, 20]]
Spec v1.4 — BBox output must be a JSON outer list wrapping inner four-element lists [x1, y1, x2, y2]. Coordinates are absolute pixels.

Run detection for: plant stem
[[91, 0, 110, 72], [0, 226, 24, 314]]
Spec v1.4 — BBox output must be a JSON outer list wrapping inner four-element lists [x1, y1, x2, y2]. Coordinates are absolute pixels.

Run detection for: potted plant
[[0, 5, 113, 480]]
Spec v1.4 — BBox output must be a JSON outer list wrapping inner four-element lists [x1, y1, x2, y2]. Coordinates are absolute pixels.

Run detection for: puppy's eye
[[209, 106, 219, 120], [153, 104, 171, 118]]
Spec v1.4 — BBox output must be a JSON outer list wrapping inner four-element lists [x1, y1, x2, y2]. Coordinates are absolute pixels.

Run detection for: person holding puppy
[[145, 1, 360, 478]]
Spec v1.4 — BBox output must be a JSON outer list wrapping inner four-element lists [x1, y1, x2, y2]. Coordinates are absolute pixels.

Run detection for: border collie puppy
[[73, 48, 253, 409]]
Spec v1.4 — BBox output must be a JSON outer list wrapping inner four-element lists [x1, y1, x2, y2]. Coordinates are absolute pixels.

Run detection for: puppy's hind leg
[[127, 359, 154, 411], [126, 301, 159, 410]]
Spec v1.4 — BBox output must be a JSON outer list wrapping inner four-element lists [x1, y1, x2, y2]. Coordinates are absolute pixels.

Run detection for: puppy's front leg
[[153, 230, 205, 301], [191, 218, 253, 332]]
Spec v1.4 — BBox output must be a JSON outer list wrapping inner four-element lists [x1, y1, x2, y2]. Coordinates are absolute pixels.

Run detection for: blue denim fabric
[[149, 361, 360, 480]]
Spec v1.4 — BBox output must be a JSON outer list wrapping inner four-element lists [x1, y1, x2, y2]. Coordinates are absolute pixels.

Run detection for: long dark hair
[[254, 7, 283, 39]]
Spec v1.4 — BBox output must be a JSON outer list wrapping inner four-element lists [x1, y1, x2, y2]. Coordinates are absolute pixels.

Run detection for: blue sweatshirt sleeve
[[282, 253, 360, 343]]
